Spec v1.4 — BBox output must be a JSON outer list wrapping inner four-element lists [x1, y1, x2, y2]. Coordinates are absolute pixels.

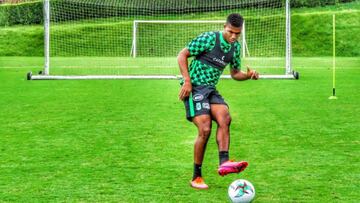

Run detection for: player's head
[[223, 13, 243, 43]]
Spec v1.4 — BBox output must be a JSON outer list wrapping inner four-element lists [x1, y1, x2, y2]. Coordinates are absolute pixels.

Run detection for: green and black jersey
[[183, 31, 241, 86]]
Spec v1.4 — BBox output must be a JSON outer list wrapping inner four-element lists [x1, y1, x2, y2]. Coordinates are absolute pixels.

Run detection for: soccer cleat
[[218, 160, 248, 176], [190, 177, 209, 189]]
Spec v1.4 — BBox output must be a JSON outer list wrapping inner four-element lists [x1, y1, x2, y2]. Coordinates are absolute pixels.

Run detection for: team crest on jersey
[[193, 94, 204, 101]]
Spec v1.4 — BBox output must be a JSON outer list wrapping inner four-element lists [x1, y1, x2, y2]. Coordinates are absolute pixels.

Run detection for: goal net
[[32, 0, 295, 79]]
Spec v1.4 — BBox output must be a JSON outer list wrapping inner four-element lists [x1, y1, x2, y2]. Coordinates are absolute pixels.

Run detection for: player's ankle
[[219, 151, 229, 165], [193, 163, 202, 180]]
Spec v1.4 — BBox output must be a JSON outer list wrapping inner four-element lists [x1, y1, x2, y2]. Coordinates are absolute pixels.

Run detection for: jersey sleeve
[[230, 42, 241, 71], [186, 32, 216, 57]]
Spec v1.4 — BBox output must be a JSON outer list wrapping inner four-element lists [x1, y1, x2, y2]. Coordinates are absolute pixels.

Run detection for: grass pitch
[[0, 57, 359, 202]]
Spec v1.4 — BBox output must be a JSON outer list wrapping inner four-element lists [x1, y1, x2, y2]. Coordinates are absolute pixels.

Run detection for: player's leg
[[183, 86, 213, 189], [210, 100, 248, 176], [190, 114, 212, 189], [210, 104, 231, 154], [193, 114, 212, 170]]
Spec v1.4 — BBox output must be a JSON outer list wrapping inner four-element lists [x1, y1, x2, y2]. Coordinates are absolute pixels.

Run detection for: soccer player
[[177, 13, 259, 189]]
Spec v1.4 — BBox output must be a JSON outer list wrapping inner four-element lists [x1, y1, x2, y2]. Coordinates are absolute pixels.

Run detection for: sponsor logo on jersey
[[193, 94, 204, 101], [212, 57, 226, 66]]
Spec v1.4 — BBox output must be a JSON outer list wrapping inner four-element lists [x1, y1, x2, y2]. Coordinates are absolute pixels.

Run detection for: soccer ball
[[228, 179, 255, 203]]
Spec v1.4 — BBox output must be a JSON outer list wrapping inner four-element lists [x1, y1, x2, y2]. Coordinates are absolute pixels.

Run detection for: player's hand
[[179, 81, 192, 101], [246, 66, 259, 80]]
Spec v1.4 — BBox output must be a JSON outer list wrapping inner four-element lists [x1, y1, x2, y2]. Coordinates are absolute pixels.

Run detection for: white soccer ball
[[228, 179, 255, 203]]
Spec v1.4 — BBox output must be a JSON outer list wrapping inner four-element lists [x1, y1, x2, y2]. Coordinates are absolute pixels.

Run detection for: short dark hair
[[226, 13, 243, 27]]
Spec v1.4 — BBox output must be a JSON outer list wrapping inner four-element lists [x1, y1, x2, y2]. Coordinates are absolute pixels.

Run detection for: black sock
[[219, 151, 229, 165], [193, 163, 202, 180]]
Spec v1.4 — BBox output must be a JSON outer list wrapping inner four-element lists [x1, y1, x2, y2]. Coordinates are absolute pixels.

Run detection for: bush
[[1, 0, 359, 26], [0, 0, 42, 26], [291, 0, 358, 8]]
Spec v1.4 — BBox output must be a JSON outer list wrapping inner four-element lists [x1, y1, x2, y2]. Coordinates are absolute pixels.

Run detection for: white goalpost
[[28, 0, 298, 80]]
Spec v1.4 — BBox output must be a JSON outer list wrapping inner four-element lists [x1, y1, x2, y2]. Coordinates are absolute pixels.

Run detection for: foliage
[[0, 1, 359, 57], [1, 9, 359, 57], [0, 0, 42, 26], [291, 0, 358, 7], [292, 11, 360, 57], [1, 0, 359, 26]]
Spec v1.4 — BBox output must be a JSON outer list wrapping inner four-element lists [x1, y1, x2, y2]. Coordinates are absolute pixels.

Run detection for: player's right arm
[[178, 48, 192, 100], [178, 32, 215, 100]]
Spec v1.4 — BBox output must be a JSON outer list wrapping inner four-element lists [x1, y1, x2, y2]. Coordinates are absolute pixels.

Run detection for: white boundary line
[[28, 73, 296, 80]]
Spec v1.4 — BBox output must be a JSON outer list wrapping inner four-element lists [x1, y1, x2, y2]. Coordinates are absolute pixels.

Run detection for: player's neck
[[220, 31, 231, 45]]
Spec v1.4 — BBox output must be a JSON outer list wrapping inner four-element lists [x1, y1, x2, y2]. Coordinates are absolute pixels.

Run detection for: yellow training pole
[[329, 14, 337, 100]]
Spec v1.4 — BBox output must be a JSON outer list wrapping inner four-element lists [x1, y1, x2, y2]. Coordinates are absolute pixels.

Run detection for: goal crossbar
[[134, 20, 225, 23]]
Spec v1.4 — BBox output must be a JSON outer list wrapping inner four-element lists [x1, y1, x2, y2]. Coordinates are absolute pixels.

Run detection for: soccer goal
[[28, 0, 298, 80]]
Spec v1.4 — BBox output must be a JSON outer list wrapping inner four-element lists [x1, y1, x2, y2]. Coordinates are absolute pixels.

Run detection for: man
[[178, 13, 259, 189]]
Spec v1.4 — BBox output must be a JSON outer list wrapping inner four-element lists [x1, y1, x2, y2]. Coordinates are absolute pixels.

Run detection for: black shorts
[[183, 85, 228, 121]]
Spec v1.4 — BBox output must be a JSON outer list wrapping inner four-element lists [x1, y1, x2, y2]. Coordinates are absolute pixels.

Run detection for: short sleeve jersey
[[185, 31, 241, 86]]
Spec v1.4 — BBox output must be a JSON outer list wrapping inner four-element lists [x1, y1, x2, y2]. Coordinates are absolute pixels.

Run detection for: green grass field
[[1, 1, 359, 202], [0, 57, 359, 202]]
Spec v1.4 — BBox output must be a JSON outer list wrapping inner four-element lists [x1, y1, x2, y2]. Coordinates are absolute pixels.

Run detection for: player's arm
[[178, 32, 215, 100], [231, 66, 259, 81], [230, 42, 258, 81], [178, 48, 192, 100]]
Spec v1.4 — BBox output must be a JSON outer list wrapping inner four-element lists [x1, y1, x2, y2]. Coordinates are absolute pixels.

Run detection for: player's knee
[[226, 115, 232, 126], [202, 126, 212, 137], [218, 114, 231, 127], [200, 126, 211, 137], [199, 123, 211, 138]]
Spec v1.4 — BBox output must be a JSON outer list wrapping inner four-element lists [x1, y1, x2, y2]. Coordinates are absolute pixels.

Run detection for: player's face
[[223, 24, 242, 43]]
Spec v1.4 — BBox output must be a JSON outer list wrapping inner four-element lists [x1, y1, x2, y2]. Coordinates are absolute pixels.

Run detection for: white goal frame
[[28, 0, 297, 80]]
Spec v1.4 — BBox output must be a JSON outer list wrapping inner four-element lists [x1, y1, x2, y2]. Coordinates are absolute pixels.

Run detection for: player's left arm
[[231, 66, 259, 81], [229, 42, 259, 81]]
